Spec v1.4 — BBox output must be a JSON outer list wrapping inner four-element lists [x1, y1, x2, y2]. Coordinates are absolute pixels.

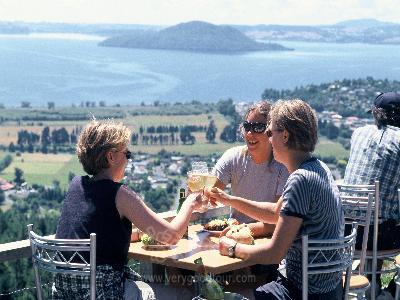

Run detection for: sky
[[0, 0, 399, 26]]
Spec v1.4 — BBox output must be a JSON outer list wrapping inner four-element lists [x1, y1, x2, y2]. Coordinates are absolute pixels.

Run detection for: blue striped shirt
[[344, 125, 400, 221], [281, 158, 344, 294]]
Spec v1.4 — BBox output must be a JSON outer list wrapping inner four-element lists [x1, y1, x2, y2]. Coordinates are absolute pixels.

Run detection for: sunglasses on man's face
[[242, 121, 267, 133], [124, 150, 132, 160]]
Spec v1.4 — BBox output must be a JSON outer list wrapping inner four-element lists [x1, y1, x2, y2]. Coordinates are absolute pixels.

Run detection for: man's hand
[[204, 187, 232, 206], [219, 236, 237, 256]]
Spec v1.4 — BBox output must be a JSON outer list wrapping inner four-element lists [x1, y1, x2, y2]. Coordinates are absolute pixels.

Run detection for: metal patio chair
[[338, 183, 376, 299], [394, 189, 400, 300], [27, 224, 96, 300], [339, 181, 400, 299], [301, 223, 358, 300]]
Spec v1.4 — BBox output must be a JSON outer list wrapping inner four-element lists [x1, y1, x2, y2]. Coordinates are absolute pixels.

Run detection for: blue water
[[1, 34, 400, 106]]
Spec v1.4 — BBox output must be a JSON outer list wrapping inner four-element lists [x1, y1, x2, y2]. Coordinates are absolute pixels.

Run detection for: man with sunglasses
[[212, 101, 289, 285]]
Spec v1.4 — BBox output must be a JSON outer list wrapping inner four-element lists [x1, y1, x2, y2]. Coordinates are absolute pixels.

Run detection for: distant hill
[[99, 21, 292, 52], [0, 22, 31, 34], [0, 21, 159, 36], [2, 19, 399, 45], [238, 18, 400, 44], [334, 18, 397, 28]]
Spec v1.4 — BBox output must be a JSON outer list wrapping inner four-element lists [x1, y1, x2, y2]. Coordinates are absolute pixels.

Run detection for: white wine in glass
[[187, 171, 208, 213], [187, 171, 204, 192], [200, 173, 218, 189], [187, 168, 218, 212]]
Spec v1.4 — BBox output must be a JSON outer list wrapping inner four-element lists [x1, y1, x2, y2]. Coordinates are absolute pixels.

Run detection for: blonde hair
[[76, 119, 131, 175], [269, 99, 318, 152]]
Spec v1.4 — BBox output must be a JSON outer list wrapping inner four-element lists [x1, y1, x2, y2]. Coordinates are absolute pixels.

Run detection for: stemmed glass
[[187, 162, 218, 212]]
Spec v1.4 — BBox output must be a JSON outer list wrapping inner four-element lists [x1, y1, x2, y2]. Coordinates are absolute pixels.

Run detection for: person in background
[[206, 99, 344, 299], [212, 100, 289, 282], [54, 119, 201, 300], [343, 92, 400, 298]]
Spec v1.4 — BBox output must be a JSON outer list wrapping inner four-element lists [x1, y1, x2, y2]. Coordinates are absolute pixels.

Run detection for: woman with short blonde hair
[[77, 120, 131, 175], [54, 119, 201, 299]]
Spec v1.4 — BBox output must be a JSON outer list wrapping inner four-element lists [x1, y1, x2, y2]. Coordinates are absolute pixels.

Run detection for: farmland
[[0, 104, 350, 189]]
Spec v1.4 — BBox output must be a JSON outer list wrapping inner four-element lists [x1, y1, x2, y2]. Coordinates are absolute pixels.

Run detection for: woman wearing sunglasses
[[213, 101, 288, 226], [207, 100, 344, 299], [54, 119, 202, 300], [212, 101, 289, 282]]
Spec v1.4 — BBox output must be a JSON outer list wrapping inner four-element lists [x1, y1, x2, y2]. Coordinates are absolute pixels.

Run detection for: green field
[[0, 106, 350, 189], [314, 137, 349, 160], [0, 153, 84, 189], [0, 136, 348, 189]]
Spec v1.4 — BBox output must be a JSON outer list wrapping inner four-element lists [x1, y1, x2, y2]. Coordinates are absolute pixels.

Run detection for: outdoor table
[[128, 224, 271, 275]]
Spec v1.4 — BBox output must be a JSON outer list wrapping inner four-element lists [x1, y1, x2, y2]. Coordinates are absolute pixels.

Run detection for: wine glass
[[187, 165, 218, 213], [201, 168, 218, 210], [191, 161, 207, 173], [187, 162, 207, 212]]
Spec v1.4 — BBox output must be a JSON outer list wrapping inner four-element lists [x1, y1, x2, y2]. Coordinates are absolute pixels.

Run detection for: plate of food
[[140, 234, 171, 250], [202, 218, 239, 236]]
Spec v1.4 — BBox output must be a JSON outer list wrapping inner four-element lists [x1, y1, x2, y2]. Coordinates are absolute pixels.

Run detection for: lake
[[1, 33, 400, 106]]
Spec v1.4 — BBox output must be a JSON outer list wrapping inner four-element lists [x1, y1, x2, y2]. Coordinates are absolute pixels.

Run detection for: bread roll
[[225, 224, 254, 245]]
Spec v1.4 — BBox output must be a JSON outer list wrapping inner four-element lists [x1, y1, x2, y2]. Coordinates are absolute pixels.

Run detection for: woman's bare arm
[[116, 186, 201, 244]]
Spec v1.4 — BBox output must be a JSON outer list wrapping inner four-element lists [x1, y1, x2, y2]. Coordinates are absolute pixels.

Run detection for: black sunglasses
[[243, 121, 267, 133], [124, 150, 132, 160]]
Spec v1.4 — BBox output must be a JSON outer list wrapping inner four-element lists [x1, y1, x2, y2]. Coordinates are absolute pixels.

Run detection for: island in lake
[[99, 21, 292, 52]]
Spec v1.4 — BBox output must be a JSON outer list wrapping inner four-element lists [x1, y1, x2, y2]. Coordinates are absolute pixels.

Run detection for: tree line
[[130, 122, 218, 146], [8, 126, 82, 154], [262, 77, 400, 117]]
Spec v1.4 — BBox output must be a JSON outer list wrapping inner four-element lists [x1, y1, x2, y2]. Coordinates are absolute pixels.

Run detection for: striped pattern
[[344, 125, 400, 221], [214, 146, 289, 223], [281, 158, 344, 294]]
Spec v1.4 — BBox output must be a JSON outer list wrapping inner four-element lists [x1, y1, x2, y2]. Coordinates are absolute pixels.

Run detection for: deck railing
[[0, 206, 230, 297]]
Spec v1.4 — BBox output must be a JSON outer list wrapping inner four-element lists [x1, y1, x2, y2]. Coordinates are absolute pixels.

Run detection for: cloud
[[0, 0, 398, 25]]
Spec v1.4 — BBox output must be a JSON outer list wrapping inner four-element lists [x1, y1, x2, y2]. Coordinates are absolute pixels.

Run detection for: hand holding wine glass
[[187, 162, 218, 212]]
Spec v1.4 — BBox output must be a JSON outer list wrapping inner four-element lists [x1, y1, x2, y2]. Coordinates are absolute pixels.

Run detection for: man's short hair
[[269, 99, 318, 152]]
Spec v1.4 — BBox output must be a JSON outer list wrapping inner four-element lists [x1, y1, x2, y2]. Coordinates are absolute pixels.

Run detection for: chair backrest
[[301, 224, 358, 300], [27, 224, 96, 300], [338, 181, 379, 299], [398, 188, 400, 220]]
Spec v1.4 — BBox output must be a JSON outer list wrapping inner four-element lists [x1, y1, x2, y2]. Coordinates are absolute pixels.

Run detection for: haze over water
[[1, 33, 400, 106]]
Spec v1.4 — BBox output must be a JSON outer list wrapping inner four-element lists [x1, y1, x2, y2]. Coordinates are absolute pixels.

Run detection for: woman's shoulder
[[224, 145, 247, 157], [116, 185, 140, 201], [217, 145, 248, 165]]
